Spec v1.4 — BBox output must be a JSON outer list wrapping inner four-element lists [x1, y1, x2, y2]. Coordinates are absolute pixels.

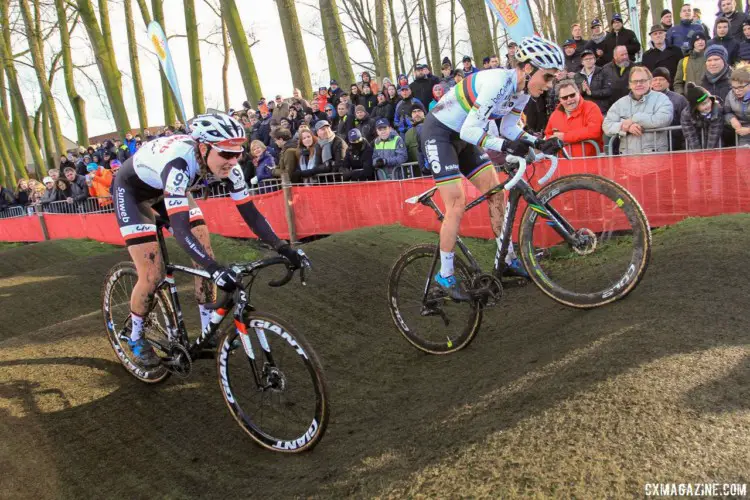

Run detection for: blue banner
[[147, 21, 188, 124], [484, 0, 535, 43]]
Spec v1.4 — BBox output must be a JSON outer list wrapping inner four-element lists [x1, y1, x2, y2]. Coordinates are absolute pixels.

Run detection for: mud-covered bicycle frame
[[136, 217, 301, 370], [406, 153, 581, 298]]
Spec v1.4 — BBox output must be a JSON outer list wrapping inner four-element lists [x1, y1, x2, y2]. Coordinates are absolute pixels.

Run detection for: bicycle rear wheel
[[387, 244, 482, 354], [518, 174, 651, 309], [216, 311, 329, 453], [101, 262, 175, 383]]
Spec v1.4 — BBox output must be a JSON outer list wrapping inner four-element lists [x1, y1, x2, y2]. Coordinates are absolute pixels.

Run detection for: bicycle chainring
[[166, 342, 192, 378], [572, 228, 597, 255], [471, 273, 504, 307]]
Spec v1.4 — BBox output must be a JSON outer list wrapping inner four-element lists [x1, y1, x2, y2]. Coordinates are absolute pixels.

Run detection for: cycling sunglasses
[[214, 147, 243, 160], [212, 137, 246, 159]]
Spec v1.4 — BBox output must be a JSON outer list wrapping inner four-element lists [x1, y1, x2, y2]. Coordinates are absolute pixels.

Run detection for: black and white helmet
[[190, 113, 246, 152], [515, 35, 565, 71]]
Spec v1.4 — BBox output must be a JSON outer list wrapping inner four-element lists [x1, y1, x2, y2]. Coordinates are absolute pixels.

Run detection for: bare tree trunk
[[151, 0, 177, 125], [220, 0, 262, 104], [492, 14, 499, 55], [184, 0, 205, 115], [19, 0, 66, 159], [458, 0, 494, 63], [425, 0, 441, 73], [639, 0, 649, 44], [417, 0, 431, 68], [221, 17, 230, 111], [124, 0, 147, 134], [276, 0, 313, 97], [40, 106, 56, 171], [649, 0, 663, 25], [55, 0, 89, 146], [604, 0, 616, 27], [388, 0, 404, 76], [11, 101, 27, 167], [0, 99, 25, 182], [375, 0, 393, 81], [76, 0, 132, 138], [320, 0, 355, 85], [450, 0, 456, 66], [401, 0, 418, 75]]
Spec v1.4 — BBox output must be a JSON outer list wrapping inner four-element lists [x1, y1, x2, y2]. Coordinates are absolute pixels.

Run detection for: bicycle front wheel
[[519, 174, 651, 309], [387, 244, 482, 354], [216, 311, 329, 453]]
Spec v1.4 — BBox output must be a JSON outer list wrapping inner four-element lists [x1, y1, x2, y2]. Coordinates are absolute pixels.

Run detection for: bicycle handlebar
[[203, 255, 309, 311], [503, 155, 528, 190]]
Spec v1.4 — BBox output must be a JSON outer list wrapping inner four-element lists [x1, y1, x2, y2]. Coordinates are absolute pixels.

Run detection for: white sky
[[11, 0, 718, 138]]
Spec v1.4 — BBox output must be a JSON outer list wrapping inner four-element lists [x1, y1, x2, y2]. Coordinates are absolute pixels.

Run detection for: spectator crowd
[[2, 1, 750, 216]]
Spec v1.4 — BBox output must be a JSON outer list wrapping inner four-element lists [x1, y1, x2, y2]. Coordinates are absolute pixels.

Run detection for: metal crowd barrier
[[562, 140, 602, 158], [38, 196, 114, 214], [606, 125, 745, 155], [0, 206, 26, 219]]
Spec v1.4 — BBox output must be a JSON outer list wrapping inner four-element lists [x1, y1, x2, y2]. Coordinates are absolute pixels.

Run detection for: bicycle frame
[[416, 162, 580, 291]]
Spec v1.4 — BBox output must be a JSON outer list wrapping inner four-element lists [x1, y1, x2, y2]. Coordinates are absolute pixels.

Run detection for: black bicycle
[[388, 153, 652, 355], [101, 218, 329, 453]]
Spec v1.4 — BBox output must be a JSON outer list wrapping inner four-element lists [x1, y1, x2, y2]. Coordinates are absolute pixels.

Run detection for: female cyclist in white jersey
[[114, 113, 302, 366], [421, 36, 566, 300]]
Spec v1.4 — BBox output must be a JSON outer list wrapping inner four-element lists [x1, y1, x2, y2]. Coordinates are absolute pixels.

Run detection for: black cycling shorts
[[420, 114, 493, 186], [113, 159, 205, 246]]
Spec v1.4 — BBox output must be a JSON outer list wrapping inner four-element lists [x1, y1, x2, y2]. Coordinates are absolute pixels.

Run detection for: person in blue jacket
[[667, 3, 707, 53]]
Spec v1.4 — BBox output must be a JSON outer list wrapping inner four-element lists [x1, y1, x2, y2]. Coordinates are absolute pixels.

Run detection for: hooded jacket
[[739, 37, 750, 61], [715, 10, 749, 42], [88, 166, 113, 205], [544, 98, 604, 157], [343, 141, 374, 181], [723, 88, 750, 146], [603, 90, 674, 154]]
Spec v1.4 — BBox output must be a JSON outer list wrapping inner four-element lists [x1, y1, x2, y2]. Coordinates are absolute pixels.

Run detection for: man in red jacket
[[544, 79, 604, 157]]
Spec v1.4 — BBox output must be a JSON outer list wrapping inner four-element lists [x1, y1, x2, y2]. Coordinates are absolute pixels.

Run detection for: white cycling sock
[[130, 313, 144, 342], [440, 250, 455, 278], [505, 240, 517, 264], [198, 304, 211, 333]]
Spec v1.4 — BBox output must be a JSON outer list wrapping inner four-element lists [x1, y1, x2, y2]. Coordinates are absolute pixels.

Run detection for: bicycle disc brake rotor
[[471, 273, 504, 306], [572, 228, 597, 256], [263, 365, 287, 393], [166, 342, 192, 378]]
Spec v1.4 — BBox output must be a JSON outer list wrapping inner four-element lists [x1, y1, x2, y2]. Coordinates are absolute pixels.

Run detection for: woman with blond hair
[[250, 139, 276, 182], [725, 62, 750, 146], [14, 178, 31, 206]]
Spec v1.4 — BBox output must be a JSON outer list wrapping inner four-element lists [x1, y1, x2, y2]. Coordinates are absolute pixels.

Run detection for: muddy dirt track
[[0, 217, 748, 498]]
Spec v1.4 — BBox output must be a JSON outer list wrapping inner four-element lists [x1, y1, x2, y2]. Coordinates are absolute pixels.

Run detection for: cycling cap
[[515, 35, 565, 71], [190, 113, 247, 152]]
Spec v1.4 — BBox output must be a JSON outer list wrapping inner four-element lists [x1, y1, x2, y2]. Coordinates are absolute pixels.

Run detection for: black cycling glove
[[534, 137, 565, 155], [277, 243, 303, 269], [501, 138, 531, 158], [211, 266, 241, 292]]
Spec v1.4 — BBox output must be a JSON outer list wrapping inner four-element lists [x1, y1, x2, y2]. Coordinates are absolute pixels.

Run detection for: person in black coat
[[585, 18, 609, 66], [409, 64, 440, 108], [342, 128, 374, 181], [371, 92, 395, 125], [563, 39, 582, 75], [642, 24, 684, 88], [601, 14, 642, 64], [708, 17, 741, 64], [574, 49, 613, 113], [601, 45, 633, 106], [359, 83, 378, 113], [354, 105, 377, 143]]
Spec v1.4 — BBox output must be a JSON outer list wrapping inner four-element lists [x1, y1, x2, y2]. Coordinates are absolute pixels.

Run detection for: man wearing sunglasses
[[113, 112, 304, 367], [544, 79, 604, 157], [422, 35, 566, 301]]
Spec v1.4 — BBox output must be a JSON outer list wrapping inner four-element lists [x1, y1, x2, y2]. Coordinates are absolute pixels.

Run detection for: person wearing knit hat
[[643, 24, 684, 82], [680, 82, 724, 149], [702, 44, 732, 103], [650, 67, 689, 149], [661, 9, 673, 30], [674, 32, 708, 94]]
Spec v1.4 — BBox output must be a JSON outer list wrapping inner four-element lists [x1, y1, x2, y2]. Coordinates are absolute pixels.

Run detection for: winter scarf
[[705, 64, 730, 84], [318, 135, 334, 164]]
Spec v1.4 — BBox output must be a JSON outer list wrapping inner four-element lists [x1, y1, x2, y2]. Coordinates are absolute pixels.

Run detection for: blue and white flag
[[484, 0, 535, 43], [147, 21, 187, 124]]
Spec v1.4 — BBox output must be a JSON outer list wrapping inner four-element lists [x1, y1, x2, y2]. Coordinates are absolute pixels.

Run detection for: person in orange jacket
[[86, 162, 113, 207], [544, 79, 604, 157]]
